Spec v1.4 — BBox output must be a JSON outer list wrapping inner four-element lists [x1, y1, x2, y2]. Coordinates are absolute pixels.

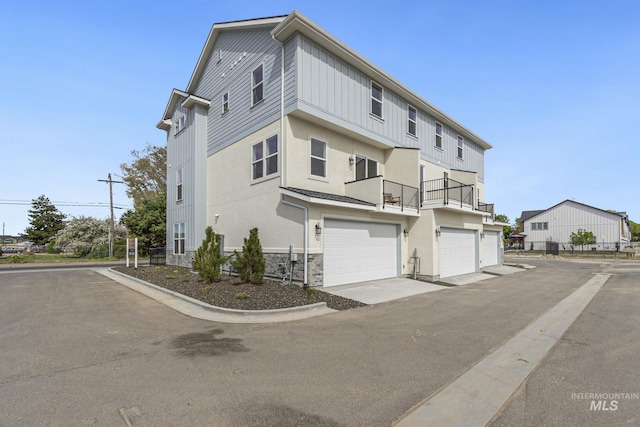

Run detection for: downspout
[[272, 33, 286, 189], [273, 32, 309, 286]]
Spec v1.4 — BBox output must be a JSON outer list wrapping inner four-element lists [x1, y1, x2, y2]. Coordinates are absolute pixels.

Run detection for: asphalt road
[[0, 258, 638, 426]]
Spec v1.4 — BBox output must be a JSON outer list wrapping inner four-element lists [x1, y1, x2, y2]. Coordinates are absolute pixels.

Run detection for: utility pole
[[98, 173, 124, 258]]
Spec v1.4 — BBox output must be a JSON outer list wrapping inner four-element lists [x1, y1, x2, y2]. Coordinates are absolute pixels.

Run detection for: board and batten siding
[[190, 28, 291, 157], [292, 34, 486, 182], [166, 102, 208, 253], [526, 201, 624, 247]]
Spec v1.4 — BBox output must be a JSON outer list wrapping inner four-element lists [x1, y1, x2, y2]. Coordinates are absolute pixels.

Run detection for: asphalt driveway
[[1, 258, 638, 426]]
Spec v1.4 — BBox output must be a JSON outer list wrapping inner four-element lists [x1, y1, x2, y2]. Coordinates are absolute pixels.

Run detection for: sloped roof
[[158, 11, 493, 150], [521, 200, 627, 223], [282, 187, 375, 207]]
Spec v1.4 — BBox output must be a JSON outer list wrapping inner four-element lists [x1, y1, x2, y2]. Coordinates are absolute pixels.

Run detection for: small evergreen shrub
[[194, 226, 229, 283], [231, 227, 265, 285]]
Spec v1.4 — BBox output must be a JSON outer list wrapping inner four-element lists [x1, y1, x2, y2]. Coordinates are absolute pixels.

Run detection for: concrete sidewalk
[[321, 277, 448, 304]]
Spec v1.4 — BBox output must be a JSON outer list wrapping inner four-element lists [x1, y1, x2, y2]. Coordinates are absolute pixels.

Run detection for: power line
[[0, 200, 130, 209]]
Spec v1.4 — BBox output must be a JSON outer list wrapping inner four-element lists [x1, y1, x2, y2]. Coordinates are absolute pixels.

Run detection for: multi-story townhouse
[[521, 200, 632, 251], [157, 11, 506, 287]]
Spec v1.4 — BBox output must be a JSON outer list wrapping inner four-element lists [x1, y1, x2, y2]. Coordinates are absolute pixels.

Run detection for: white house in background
[[157, 11, 506, 287], [520, 200, 632, 251]]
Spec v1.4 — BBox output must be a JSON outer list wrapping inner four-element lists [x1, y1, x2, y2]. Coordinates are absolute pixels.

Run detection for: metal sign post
[[126, 238, 138, 268]]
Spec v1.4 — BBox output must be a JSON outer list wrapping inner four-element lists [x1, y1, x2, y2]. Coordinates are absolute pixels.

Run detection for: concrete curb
[[96, 267, 336, 324]]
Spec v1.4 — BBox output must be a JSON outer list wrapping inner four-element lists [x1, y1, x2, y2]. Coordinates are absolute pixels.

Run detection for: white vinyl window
[[371, 81, 383, 118], [252, 135, 278, 180], [310, 138, 326, 178], [457, 135, 464, 159], [222, 92, 229, 113], [435, 122, 443, 149], [408, 105, 417, 136], [251, 64, 264, 105], [176, 168, 183, 202], [355, 155, 378, 181], [173, 223, 185, 255], [175, 115, 185, 134]]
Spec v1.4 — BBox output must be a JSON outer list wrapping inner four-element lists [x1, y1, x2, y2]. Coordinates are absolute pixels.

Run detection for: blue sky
[[1, 0, 639, 236]]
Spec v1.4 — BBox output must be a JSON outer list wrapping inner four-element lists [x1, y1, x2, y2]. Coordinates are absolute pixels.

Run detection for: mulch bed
[[113, 265, 366, 311]]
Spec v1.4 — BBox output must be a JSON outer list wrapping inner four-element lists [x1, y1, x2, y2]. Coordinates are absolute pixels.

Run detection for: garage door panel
[[483, 231, 500, 267], [324, 220, 398, 287], [440, 228, 477, 278]]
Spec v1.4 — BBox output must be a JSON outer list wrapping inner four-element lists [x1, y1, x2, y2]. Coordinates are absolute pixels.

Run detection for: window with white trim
[[222, 92, 229, 113], [175, 115, 185, 134], [371, 81, 383, 118], [408, 105, 417, 136], [457, 135, 464, 159], [252, 135, 278, 180], [355, 155, 377, 181], [251, 64, 264, 105], [173, 223, 185, 255], [310, 138, 326, 178], [435, 122, 443, 148], [176, 168, 183, 202]]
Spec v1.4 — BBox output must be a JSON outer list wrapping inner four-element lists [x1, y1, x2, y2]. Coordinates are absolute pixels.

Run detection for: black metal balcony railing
[[422, 178, 474, 208], [383, 180, 419, 212], [477, 201, 495, 219]]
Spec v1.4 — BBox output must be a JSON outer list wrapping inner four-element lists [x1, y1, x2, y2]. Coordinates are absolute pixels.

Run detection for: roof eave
[[186, 15, 287, 93], [272, 11, 492, 150]]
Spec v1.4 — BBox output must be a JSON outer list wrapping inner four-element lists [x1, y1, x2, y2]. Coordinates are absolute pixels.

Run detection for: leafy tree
[[54, 216, 127, 257], [630, 220, 640, 241], [231, 227, 265, 285], [494, 213, 511, 240], [569, 228, 595, 253], [22, 195, 67, 245], [194, 226, 229, 283], [120, 143, 166, 209], [120, 195, 166, 255]]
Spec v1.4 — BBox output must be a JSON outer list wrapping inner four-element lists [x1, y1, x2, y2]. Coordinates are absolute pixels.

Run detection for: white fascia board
[[156, 119, 172, 131], [272, 11, 492, 150], [159, 89, 189, 124], [280, 188, 376, 212], [186, 15, 287, 93], [181, 94, 211, 109]]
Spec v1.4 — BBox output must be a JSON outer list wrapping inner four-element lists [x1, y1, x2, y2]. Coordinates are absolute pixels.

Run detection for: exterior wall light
[[349, 156, 354, 167], [315, 222, 322, 237], [480, 232, 485, 239], [403, 228, 409, 238], [435, 228, 441, 238]]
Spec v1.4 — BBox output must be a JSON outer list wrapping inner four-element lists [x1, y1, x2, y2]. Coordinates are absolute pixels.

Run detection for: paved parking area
[[1, 258, 638, 426]]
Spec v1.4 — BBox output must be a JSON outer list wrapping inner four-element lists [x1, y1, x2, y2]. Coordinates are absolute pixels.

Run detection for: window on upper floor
[[176, 168, 183, 202], [252, 135, 278, 180], [435, 122, 443, 149], [173, 223, 185, 255], [222, 92, 229, 114], [355, 155, 378, 181], [251, 64, 264, 106], [175, 115, 186, 134], [408, 106, 417, 136], [457, 135, 464, 159], [310, 138, 327, 178], [371, 81, 383, 118]]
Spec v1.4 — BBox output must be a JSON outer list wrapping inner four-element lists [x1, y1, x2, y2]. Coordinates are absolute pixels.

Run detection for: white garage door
[[323, 219, 399, 287], [440, 228, 477, 278], [483, 231, 500, 267]]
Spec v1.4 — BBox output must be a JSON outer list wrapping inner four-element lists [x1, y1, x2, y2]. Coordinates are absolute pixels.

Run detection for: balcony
[[421, 178, 495, 218], [345, 176, 419, 215], [422, 178, 474, 209]]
